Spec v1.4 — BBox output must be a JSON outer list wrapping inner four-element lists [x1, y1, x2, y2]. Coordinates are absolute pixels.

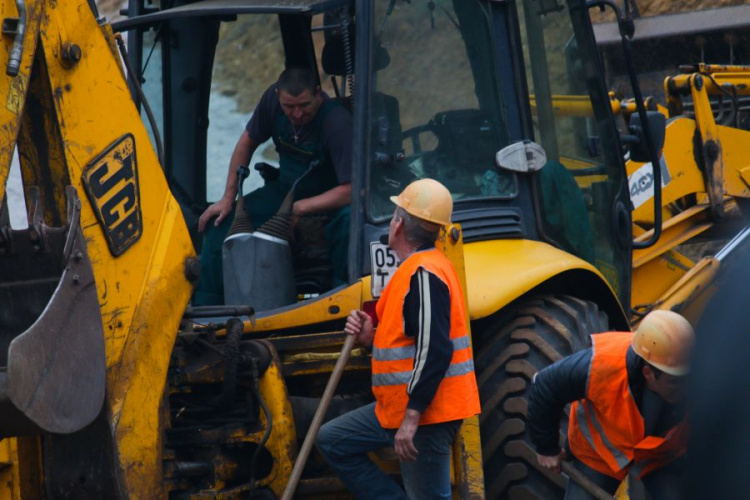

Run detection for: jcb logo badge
[[82, 134, 143, 256]]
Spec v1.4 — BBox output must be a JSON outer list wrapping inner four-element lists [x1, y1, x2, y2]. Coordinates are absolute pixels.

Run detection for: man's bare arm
[[198, 131, 259, 232], [292, 183, 352, 217]]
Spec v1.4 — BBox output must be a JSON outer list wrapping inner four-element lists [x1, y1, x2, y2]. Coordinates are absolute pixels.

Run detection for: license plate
[[370, 242, 401, 298]]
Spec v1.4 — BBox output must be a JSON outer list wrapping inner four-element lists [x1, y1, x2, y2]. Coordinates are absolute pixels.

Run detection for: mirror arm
[[587, 0, 662, 249]]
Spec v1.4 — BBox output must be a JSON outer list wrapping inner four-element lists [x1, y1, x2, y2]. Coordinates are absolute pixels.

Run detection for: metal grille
[[453, 207, 524, 242]]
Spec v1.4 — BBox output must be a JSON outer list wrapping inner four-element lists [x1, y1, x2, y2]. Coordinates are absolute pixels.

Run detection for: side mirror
[[625, 111, 666, 163], [495, 140, 547, 173]]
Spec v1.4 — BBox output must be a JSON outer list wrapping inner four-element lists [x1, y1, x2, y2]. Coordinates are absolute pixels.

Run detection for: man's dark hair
[[648, 363, 663, 379], [395, 207, 441, 247], [277, 67, 319, 96], [634, 353, 663, 380]]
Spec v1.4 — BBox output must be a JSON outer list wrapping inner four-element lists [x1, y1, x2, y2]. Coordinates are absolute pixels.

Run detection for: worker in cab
[[316, 179, 481, 499], [195, 66, 352, 305], [528, 310, 695, 499]]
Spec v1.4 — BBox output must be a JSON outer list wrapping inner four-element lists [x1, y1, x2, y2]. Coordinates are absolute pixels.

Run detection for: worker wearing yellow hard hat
[[389, 177, 454, 226], [316, 178, 480, 499], [527, 310, 694, 499]]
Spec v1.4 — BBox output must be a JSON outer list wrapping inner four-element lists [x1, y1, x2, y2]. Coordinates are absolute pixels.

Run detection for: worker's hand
[[536, 451, 564, 474], [198, 196, 234, 232], [344, 310, 374, 347], [288, 199, 312, 240], [394, 409, 421, 462], [292, 199, 309, 218]]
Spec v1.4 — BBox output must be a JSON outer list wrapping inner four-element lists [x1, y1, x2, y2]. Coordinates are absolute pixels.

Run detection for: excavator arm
[[0, 0, 195, 496]]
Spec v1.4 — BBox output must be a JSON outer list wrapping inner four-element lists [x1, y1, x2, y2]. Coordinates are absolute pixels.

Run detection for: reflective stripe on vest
[[575, 400, 631, 470], [567, 332, 687, 479], [372, 335, 471, 362], [372, 359, 475, 387], [371, 248, 481, 428]]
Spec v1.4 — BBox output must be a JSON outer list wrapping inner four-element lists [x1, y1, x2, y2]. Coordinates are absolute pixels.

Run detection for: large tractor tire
[[476, 295, 609, 499]]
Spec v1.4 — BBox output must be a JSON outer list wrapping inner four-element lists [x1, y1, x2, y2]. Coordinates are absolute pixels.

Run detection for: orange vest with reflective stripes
[[568, 332, 688, 480], [372, 248, 480, 429]]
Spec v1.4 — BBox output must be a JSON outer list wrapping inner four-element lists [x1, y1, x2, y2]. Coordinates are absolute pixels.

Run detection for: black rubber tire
[[475, 295, 609, 500]]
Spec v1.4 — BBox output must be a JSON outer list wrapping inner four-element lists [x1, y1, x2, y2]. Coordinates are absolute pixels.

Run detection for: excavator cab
[[117, 0, 361, 305], [112, 3, 637, 494], [1, 0, 747, 496], [0, 0, 673, 497], [117, 0, 637, 313]]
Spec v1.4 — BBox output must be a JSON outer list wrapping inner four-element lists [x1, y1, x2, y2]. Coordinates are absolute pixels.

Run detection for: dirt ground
[[97, 0, 747, 112], [97, 0, 748, 21], [96, 0, 126, 21], [638, 0, 745, 16]]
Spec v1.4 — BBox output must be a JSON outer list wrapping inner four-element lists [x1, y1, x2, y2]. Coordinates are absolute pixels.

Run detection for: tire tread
[[477, 295, 609, 499]]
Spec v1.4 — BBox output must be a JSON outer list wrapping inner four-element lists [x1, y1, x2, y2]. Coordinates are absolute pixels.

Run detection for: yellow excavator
[[0, 0, 748, 498]]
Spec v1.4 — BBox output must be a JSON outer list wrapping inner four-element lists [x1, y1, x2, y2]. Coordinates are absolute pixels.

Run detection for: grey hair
[[395, 207, 441, 246]]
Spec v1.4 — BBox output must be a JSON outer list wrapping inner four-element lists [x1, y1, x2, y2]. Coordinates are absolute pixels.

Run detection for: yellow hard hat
[[632, 310, 695, 376], [390, 178, 453, 226]]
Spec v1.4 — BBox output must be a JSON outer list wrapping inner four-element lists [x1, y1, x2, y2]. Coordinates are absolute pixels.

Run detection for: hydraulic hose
[[249, 357, 272, 491], [6, 0, 26, 77], [183, 305, 255, 319], [115, 33, 165, 168]]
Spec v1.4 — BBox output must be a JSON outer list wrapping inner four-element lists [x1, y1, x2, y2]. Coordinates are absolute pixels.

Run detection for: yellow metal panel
[[0, 0, 42, 203], [16, 46, 72, 226], [632, 204, 713, 269], [246, 281, 363, 333], [364, 234, 593, 324], [461, 239, 611, 321], [558, 156, 607, 189], [631, 249, 692, 311], [530, 93, 621, 118], [437, 225, 485, 498], [717, 123, 750, 198], [690, 75, 724, 217], [254, 346, 298, 496], [682, 68, 750, 96], [653, 256, 720, 317], [0, 438, 18, 500], [629, 117, 706, 224], [0, 437, 42, 500], [367, 238, 608, 321], [36, 1, 195, 496], [452, 416, 485, 499]]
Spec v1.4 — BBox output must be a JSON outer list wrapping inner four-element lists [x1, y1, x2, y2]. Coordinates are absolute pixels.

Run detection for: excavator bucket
[[0, 186, 105, 436]]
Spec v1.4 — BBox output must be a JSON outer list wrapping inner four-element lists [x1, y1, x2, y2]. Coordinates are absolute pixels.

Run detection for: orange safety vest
[[372, 248, 480, 429], [568, 332, 688, 480]]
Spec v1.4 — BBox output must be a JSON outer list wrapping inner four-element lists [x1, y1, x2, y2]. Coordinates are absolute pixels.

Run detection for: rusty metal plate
[[5, 189, 106, 433]]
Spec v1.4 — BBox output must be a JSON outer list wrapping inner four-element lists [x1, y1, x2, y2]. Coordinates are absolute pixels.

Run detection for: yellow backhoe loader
[[0, 0, 748, 498]]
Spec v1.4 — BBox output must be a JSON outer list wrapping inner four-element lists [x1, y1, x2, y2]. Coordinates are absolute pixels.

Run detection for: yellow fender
[[462, 239, 629, 329]]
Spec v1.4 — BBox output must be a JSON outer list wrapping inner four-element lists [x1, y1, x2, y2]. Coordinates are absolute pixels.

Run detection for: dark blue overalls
[[194, 99, 350, 306]]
